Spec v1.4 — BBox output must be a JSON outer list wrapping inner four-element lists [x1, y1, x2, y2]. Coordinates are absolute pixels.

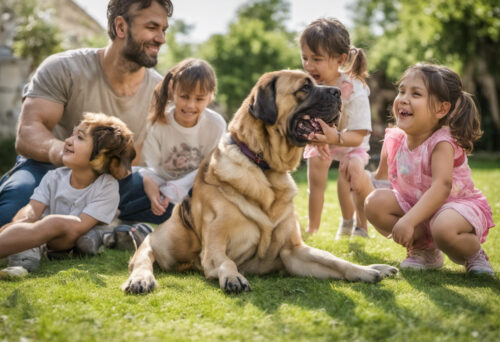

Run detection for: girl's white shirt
[[140, 105, 227, 203]]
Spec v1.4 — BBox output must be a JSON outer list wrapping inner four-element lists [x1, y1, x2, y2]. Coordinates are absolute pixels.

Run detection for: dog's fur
[[122, 70, 397, 294], [83, 112, 136, 180]]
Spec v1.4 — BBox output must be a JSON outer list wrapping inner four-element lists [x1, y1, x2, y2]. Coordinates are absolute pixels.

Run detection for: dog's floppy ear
[[249, 76, 278, 125], [89, 126, 136, 180], [108, 137, 136, 180]]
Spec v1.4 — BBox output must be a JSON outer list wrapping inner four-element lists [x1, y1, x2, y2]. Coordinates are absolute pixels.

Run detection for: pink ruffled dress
[[385, 127, 494, 244]]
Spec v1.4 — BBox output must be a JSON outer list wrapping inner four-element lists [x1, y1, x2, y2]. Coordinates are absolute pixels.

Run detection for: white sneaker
[[466, 249, 494, 276], [351, 227, 369, 238], [335, 219, 354, 240], [0, 266, 29, 279], [400, 248, 444, 270], [7, 245, 46, 272]]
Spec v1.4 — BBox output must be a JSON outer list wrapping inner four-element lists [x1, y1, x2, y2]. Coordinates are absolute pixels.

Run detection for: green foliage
[[236, 0, 291, 34], [200, 18, 300, 115], [11, 0, 62, 71], [199, 0, 301, 116], [156, 19, 196, 75], [1, 163, 499, 341], [351, 0, 500, 79]]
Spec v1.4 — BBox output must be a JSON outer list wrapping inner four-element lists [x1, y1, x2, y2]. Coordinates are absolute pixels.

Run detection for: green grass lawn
[[1, 159, 499, 342]]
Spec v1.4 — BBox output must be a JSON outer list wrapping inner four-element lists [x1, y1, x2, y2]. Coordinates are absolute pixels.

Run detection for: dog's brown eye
[[301, 83, 311, 92]]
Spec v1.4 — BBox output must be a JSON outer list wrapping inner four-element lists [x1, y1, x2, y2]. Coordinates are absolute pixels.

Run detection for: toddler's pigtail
[[446, 91, 482, 154], [148, 72, 173, 125], [343, 46, 369, 83]]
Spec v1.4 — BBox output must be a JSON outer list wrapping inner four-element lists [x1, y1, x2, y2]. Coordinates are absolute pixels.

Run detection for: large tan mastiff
[[122, 70, 397, 294]]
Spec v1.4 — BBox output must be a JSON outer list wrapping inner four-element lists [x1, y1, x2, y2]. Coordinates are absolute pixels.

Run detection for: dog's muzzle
[[287, 85, 342, 146]]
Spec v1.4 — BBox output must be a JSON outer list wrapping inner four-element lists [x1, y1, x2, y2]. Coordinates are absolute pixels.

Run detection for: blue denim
[[0, 156, 56, 226], [0, 158, 173, 226], [118, 169, 174, 224]]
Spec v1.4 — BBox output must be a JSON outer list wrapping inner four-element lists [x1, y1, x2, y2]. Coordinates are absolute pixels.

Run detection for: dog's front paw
[[345, 266, 383, 283], [220, 273, 251, 293], [368, 264, 398, 279], [121, 271, 157, 294]]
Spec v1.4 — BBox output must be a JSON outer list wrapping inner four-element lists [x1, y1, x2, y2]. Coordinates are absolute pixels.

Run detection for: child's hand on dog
[[307, 118, 340, 159], [308, 118, 340, 145], [143, 176, 169, 216]]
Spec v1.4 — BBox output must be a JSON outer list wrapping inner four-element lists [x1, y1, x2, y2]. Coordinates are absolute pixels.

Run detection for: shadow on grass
[[21, 249, 134, 284], [401, 268, 500, 311]]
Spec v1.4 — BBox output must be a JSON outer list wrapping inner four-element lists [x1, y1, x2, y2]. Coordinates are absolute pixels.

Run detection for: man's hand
[[143, 176, 169, 216]]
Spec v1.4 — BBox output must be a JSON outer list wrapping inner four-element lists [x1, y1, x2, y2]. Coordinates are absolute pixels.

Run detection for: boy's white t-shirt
[[30, 167, 119, 224], [141, 106, 227, 203]]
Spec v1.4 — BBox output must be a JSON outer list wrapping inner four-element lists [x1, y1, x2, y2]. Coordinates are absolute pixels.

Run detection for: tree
[[11, 0, 62, 71], [199, 0, 301, 116], [156, 19, 196, 75], [350, 0, 500, 150]]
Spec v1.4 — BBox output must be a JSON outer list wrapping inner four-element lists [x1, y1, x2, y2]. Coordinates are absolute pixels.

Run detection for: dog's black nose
[[329, 87, 341, 98]]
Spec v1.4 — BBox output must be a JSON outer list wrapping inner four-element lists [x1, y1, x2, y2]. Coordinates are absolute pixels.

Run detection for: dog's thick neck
[[227, 133, 270, 170]]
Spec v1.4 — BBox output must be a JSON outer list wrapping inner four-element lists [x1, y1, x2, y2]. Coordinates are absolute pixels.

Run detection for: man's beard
[[122, 29, 159, 68]]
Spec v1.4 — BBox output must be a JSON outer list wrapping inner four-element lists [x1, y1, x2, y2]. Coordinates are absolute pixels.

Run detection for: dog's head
[[82, 112, 136, 180], [247, 70, 342, 146]]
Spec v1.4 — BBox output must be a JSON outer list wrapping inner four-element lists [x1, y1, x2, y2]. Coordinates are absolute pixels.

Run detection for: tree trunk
[[475, 56, 500, 133]]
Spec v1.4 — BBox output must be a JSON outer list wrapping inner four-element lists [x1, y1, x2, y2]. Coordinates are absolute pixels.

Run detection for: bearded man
[[0, 0, 173, 231]]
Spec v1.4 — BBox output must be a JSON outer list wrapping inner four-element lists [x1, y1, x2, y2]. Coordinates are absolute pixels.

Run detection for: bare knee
[[365, 190, 385, 221], [430, 215, 464, 250], [350, 169, 370, 194]]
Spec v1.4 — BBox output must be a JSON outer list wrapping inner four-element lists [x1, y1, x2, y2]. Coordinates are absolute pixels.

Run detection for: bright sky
[[74, 0, 353, 43]]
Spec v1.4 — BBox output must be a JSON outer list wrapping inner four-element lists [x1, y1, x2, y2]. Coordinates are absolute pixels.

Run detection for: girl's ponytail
[[446, 91, 482, 154], [148, 72, 173, 125], [343, 46, 369, 83]]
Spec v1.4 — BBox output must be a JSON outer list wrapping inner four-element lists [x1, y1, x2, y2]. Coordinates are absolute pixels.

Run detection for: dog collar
[[227, 133, 270, 170]]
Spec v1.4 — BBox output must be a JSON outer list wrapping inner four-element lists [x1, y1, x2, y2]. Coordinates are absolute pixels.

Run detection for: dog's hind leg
[[121, 235, 157, 294], [280, 244, 397, 283]]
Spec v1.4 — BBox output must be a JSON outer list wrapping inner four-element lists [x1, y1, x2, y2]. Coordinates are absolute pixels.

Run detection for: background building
[[0, 0, 105, 139]]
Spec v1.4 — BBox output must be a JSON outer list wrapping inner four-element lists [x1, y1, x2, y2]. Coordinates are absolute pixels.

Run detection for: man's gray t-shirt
[[22, 48, 162, 146], [31, 167, 119, 224]]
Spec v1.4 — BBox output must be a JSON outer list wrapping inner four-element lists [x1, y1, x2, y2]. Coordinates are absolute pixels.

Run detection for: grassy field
[[1, 158, 499, 342]]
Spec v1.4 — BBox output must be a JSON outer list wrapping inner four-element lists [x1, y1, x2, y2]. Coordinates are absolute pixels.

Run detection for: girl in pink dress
[[364, 63, 494, 276]]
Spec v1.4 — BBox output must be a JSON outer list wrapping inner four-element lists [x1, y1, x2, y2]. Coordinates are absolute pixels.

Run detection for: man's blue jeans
[[0, 157, 172, 226], [117, 168, 174, 224], [0, 156, 56, 226]]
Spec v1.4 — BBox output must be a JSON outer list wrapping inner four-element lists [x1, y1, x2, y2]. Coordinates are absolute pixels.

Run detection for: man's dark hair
[[107, 0, 173, 40]]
